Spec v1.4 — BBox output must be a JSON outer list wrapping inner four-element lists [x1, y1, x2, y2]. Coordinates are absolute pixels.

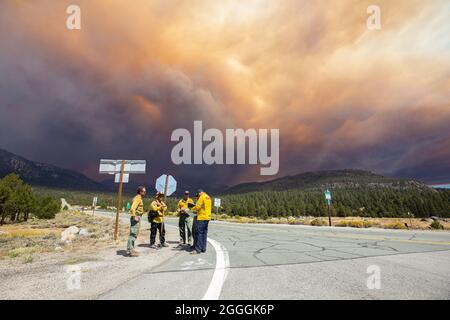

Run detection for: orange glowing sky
[[0, 0, 449, 186]]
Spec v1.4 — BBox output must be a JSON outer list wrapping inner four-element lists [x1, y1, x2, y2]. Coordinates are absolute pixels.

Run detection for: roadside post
[[99, 159, 146, 240], [92, 196, 98, 216], [324, 189, 332, 226], [214, 198, 221, 221]]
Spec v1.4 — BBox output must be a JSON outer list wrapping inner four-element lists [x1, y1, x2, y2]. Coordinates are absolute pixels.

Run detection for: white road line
[[95, 213, 230, 299], [202, 237, 230, 300]]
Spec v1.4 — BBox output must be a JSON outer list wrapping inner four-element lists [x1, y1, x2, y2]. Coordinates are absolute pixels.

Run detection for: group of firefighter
[[126, 186, 212, 257]]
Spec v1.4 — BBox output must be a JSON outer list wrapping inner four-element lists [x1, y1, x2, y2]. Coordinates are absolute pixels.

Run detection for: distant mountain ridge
[[223, 169, 432, 194], [0, 148, 106, 190], [0, 148, 435, 195]]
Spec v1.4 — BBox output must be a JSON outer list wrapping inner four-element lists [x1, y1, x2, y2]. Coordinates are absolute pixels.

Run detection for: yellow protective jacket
[[193, 192, 212, 221], [130, 195, 144, 217], [150, 200, 166, 223], [177, 197, 194, 213]]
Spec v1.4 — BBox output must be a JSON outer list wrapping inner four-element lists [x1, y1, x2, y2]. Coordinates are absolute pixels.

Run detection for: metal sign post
[[324, 189, 332, 226], [92, 196, 98, 216], [114, 160, 125, 241], [214, 198, 221, 221], [164, 174, 169, 203], [99, 159, 146, 241]]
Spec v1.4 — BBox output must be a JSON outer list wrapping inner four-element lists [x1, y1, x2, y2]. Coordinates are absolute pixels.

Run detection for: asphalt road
[[98, 213, 450, 300]]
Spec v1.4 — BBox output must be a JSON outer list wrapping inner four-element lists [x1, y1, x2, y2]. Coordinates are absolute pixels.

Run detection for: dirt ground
[[0, 211, 181, 299], [0, 211, 130, 261]]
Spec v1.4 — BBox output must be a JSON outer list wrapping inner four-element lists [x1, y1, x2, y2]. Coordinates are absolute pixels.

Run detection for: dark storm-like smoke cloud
[[0, 0, 449, 188]]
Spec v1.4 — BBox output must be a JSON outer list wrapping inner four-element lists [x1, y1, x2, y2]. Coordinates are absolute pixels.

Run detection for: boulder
[[61, 226, 79, 242], [78, 228, 90, 237]]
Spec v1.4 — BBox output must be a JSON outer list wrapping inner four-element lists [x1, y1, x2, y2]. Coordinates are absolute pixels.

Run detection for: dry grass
[[0, 228, 59, 239], [214, 215, 449, 230], [0, 210, 128, 262], [310, 219, 328, 226], [335, 220, 373, 228]]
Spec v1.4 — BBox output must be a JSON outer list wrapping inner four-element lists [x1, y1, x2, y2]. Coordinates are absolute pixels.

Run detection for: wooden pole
[[163, 174, 169, 203], [161, 174, 169, 236], [92, 197, 97, 216], [114, 160, 125, 241], [328, 203, 332, 227]]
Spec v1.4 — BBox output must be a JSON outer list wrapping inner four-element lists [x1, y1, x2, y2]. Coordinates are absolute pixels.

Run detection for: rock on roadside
[[78, 228, 90, 237], [61, 226, 79, 242]]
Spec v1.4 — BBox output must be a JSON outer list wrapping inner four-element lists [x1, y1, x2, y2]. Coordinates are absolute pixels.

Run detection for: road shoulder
[[0, 226, 180, 299]]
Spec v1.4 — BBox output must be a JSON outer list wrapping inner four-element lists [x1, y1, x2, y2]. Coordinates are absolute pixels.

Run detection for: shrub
[[267, 218, 279, 224], [348, 220, 364, 228], [8, 247, 36, 258], [335, 220, 370, 228], [23, 255, 34, 264], [310, 219, 327, 226], [430, 220, 444, 230], [335, 220, 348, 227], [363, 221, 373, 228], [33, 196, 59, 219], [0, 174, 61, 223], [385, 222, 407, 229]]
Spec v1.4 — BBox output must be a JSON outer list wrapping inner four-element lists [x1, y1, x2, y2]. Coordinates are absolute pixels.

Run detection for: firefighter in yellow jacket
[[177, 191, 194, 246], [126, 186, 146, 257], [149, 192, 168, 249], [191, 189, 212, 254]]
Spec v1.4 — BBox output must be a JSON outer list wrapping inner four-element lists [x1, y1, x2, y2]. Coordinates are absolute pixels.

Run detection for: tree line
[[218, 188, 450, 218], [0, 174, 60, 224], [29, 184, 450, 219]]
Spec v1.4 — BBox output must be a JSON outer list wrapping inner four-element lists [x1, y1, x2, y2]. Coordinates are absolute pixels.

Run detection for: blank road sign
[[115, 173, 130, 183], [99, 159, 146, 174], [214, 198, 221, 207], [99, 160, 117, 174]]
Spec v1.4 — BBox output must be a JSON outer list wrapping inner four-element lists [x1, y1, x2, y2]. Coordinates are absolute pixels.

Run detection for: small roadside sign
[[324, 189, 332, 205], [214, 198, 221, 207], [324, 189, 332, 226]]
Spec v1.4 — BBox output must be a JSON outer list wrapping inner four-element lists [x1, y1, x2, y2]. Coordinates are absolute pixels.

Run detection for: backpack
[[148, 210, 158, 222]]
